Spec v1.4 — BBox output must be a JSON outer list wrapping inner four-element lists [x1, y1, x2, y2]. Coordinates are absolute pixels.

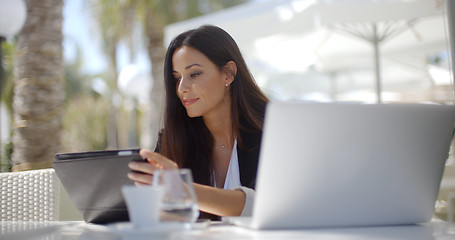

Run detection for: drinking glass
[[153, 168, 199, 223]]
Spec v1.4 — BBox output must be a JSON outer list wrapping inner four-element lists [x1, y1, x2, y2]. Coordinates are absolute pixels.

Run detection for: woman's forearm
[[193, 183, 245, 216]]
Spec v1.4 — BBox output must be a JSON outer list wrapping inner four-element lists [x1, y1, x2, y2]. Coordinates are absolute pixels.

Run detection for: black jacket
[[237, 129, 262, 190], [154, 128, 262, 189]]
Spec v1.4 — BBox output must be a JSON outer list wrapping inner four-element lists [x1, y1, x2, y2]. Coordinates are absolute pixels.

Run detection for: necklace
[[215, 143, 228, 149]]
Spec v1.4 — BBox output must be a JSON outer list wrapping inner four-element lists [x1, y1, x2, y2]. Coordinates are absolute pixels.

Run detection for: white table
[[2, 219, 455, 240]]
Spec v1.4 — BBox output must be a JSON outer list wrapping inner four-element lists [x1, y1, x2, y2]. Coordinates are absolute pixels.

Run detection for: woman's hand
[[128, 149, 178, 186], [129, 150, 246, 216]]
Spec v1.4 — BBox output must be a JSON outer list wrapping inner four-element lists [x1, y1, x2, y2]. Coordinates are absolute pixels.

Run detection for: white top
[[213, 139, 255, 216], [223, 139, 241, 190], [213, 139, 241, 189]]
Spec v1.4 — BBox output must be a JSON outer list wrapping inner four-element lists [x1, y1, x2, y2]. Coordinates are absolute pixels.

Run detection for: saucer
[[108, 222, 190, 240]]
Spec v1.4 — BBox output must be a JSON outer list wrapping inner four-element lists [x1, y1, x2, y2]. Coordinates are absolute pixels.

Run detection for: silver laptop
[[227, 101, 455, 229]]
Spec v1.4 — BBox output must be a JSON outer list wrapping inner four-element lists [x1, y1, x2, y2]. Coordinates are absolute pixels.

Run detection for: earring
[[225, 83, 229, 87]]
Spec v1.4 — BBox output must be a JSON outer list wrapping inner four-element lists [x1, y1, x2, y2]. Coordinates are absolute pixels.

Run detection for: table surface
[[1, 219, 455, 240]]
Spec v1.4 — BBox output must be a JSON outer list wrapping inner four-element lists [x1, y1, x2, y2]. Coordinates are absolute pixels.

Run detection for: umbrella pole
[[448, 0, 455, 100], [372, 23, 382, 104]]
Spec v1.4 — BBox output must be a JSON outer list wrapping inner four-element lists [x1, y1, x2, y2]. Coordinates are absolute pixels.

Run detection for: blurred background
[[0, 0, 454, 219]]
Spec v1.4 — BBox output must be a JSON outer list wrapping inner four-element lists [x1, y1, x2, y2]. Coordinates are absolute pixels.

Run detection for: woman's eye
[[174, 76, 182, 82], [191, 72, 202, 78]]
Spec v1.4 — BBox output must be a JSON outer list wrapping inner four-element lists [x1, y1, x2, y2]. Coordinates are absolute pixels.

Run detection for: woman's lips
[[183, 98, 198, 106]]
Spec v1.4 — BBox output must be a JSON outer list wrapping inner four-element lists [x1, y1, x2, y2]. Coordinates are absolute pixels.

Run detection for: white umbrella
[[165, 0, 449, 103]]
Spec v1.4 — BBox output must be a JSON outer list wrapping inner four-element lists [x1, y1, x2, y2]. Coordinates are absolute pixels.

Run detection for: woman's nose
[[177, 77, 190, 94]]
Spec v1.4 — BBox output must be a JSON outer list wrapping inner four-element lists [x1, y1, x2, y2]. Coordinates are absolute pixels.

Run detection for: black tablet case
[[52, 149, 143, 224]]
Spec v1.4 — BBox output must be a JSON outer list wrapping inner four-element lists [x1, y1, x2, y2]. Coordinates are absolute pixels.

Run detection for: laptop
[[226, 101, 455, 229], [52, 148, 144, 224]]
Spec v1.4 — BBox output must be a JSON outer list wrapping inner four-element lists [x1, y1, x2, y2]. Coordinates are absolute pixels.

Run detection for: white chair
[[0, 169, 59, 221]]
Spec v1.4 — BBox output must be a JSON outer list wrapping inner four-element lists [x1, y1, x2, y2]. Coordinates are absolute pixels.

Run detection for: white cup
[[121, 185, 164, 229]]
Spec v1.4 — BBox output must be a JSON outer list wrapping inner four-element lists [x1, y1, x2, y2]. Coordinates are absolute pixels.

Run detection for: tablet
[[52, 148, 144, 224], [54, 148, 143, 161]]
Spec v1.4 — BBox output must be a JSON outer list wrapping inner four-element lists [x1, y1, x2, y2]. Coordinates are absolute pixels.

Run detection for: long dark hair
[[160, 25, 268, 186]]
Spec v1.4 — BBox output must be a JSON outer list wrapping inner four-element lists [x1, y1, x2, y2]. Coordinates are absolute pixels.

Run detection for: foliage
[[61, 44, 110, 152], [1, 40, 16, 120], [0, 40, 17, 172], [61, 96, 109, 152], [64, 45, 94, 100]]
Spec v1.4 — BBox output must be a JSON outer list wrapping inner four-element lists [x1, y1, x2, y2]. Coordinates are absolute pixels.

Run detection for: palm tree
[[0, 40, 17, 172], [11, 0, 65, 171], [90, 0, 138, 149], [91, 0, 246, 149]]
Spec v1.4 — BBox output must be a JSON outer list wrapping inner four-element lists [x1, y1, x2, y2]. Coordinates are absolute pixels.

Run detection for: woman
[[128, 25, 268, 218]]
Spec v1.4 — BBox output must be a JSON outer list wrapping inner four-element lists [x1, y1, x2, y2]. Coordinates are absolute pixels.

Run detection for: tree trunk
[[12, 0, 65, 171], [141, 12, 165, 150]]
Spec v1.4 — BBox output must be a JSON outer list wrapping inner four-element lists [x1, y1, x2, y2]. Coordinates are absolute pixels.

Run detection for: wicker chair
[[0, 169, 60, 221]]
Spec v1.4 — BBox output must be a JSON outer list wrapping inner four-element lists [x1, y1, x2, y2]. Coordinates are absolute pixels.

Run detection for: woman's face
[[172, 46, 230, 118]]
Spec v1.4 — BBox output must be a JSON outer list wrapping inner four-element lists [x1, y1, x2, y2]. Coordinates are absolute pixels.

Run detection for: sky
[[63, 0, 150, 76], [63, 0, 107, 74]]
